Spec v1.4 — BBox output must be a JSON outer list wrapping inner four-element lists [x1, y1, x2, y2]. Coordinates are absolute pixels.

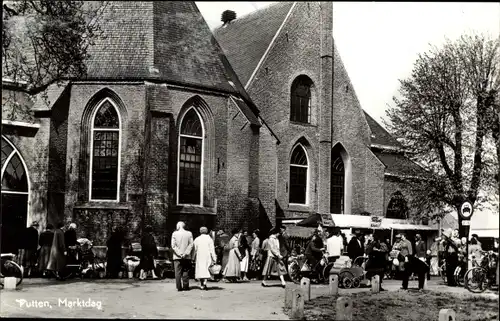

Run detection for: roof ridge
[[214, 2, 291, 32]]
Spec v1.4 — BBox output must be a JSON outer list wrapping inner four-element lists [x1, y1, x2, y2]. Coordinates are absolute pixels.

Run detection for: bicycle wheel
[[0, 259, 24, 287], [322, 263, 334, 281], [58, 266, 74, 280], [464, 267, 488, 293], [454, 266, 465, 287], [288, 261, 301, 284], [339, 271, 355, 289]]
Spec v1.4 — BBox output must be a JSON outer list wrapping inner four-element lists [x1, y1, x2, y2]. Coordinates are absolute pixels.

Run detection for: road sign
[[460, 202, 473, 219], [462, 220, 470, 226]]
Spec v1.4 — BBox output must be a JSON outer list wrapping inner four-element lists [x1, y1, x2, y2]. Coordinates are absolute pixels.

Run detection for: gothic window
[[90, 99, 121, 201], [290, 76, 313, 124], [289, 144, 308, 205], [386, 192, 408, 219], [1, 136, 29, 253], [330, 149, 344, 214], [178, 108, 203, 205]]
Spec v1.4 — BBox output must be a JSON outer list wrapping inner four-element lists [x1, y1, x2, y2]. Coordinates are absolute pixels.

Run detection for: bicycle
[[464, 250, 498, 293], [58, 240, 106, 280], [0, 253, 24, 288], [288, 250, 331, 284]]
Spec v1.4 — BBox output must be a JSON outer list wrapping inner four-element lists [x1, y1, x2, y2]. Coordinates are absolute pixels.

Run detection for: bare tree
[[2, 0, 108, 95], [385, 33, 500, 236]]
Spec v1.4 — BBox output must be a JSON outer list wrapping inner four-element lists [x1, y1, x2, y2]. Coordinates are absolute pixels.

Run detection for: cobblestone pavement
[[1, 277, 497, 319]]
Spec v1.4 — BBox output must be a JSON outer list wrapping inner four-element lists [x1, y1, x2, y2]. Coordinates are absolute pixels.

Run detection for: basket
[[208, 264, 221, 275]]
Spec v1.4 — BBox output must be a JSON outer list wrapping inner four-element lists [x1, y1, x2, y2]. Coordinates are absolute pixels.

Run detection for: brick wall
[[63, 83, 147, 244], [247, 2, 384, 218]]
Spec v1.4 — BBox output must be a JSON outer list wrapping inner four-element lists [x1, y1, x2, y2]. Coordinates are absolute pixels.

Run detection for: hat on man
[[354, 229, 361, 234], [395, 234, 402, 238]]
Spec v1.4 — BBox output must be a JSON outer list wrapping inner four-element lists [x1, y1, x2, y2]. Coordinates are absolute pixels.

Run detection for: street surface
[[1, 277, 497, 319]]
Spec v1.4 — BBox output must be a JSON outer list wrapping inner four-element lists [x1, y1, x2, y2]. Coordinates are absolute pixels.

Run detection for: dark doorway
[[1, 137, 29, 254]]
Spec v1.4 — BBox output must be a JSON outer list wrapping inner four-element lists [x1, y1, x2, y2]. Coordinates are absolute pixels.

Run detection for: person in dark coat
[[278, 225, 291, 268], [304, 230, 324, 282], [107, 227, 125, 278], [365, 233, 389, 291], [64, 223, 78, 264], [19, 221, 40, 277], [139, 225, 158, 280], [399, 252, 430, 290], [47, 222, 67, 279], [38, 224, 54, 277], [347, 230, 364, 261], [414, 234, 426, 260]]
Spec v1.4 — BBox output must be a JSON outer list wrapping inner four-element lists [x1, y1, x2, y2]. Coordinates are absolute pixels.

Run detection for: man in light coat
[[171, 221, 194, 291]]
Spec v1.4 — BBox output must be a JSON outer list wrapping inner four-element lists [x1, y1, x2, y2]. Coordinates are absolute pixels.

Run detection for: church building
[[1, 1, 431, 250]]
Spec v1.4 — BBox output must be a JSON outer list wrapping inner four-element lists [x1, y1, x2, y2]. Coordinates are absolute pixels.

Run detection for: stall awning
[[389, 223, 438, 231], [284, 214, 438, 232], [330, 214, 438, 231], [469, 229, 499, 238]]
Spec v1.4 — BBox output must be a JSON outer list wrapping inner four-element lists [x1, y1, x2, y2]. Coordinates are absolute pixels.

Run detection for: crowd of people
[[11, 221, 79, 279], [8, 220, 494, 292]]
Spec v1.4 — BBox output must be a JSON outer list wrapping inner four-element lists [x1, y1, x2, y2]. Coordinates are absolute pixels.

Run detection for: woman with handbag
[[261, 227, 287, 288], [249, 229, 262, 280], [222, 229, 242, 282], [193, 227, 217, 290]]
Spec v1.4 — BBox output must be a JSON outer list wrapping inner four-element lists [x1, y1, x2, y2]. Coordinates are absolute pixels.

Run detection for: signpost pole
[[460, 202, 473, 273]]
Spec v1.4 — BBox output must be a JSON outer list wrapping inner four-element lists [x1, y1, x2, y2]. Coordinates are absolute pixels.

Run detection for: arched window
[[386, 192, 408, 219], [330, 147, 344, 214], [290, 76, 313, 123], [289, 144, 308, 205], [1, 136, 29, 253], [178, 108, 204, 205], [89, 99, 121, 201]]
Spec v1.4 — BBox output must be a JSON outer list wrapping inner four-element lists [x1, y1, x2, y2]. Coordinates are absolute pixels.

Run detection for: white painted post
[[335, 296, 353, 321], [300, 277, 311, 301], [439, 309, 456, 321], [284, 284, 296, 309], [4, 277, 17, 290], [291, 288, 305, 320], [329, 274, 339, 295], [371, 275, 380, 293]]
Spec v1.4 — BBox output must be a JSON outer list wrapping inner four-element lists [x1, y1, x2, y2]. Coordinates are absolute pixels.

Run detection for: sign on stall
[[321, 214, 335, 227], [370, 216, 383, 228]]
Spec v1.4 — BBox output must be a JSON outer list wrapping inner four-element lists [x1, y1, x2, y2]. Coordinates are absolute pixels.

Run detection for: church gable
[[85, 1, 251, 99], [214, 2, 294, 86]]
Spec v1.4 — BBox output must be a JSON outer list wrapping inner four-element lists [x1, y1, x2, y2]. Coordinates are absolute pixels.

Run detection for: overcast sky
[[196, 2, 500, 124]]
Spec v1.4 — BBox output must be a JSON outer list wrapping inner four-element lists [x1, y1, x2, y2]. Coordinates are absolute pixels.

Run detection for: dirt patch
[[285, 290, 499, 321]]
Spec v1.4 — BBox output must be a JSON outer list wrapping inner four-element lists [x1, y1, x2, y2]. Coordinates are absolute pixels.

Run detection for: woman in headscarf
[[47, 222, 67, 280], [193, 227, 217, 290], [239, 232, 251, 281], [249, 229, 262, 280], [107, 226, 125, 278], [139, 225, 159, 280], [38, 224, 54, 277], [222, 228, 242, 282], [261, 227, 287, 288]]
